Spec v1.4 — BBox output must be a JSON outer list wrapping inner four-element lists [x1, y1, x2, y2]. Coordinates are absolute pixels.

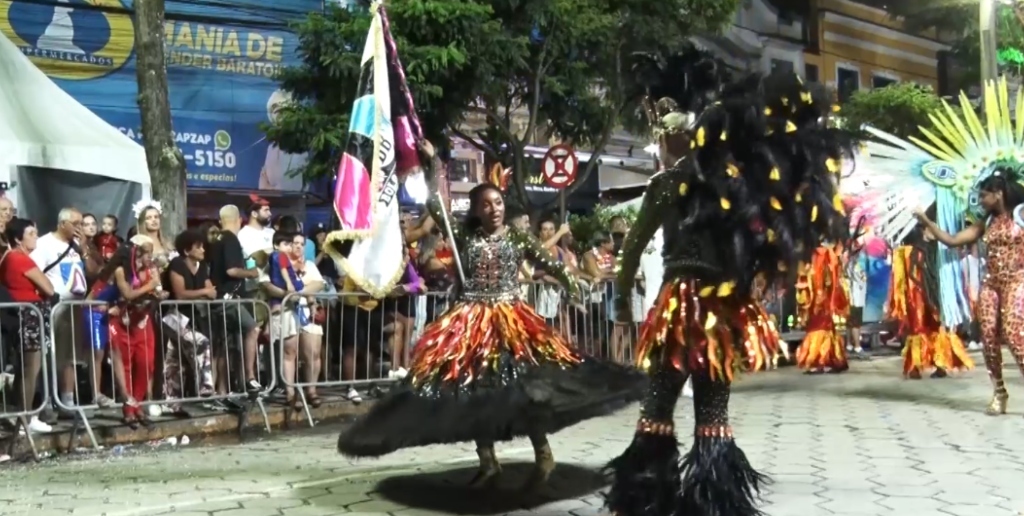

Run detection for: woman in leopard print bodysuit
[[914, 169, 1024, 415]]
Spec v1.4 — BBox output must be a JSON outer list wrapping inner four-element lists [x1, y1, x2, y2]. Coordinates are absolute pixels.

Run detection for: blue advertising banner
[[0, 0, 318, 191]]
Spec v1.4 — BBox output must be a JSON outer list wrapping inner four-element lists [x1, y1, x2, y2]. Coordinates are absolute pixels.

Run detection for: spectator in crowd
[[134, 204, 173, 271], [209, 205, 263, 394], [133, 203, 172, 415], [384, 247, 424, 380], [101, 236, 166, 428], [80, 214, 104, 279], [609, 215, 629, 254], [292, 233, 325, 390], [416, 229, 453, 321], [582, 231, 617, 359], [534, 218, 570, 326], [271, 232, 326, 408], [0, 196, 13, 251], [199, 220, 221, 247], [238, 200, 274, 334], [0, 196, 13, 229], [509, 211, 530, 233], [31, 207, 89, 419], [239, 199, 274, 265], [0, 218, 56, 433], [164, 229, 217, 414], [96, 215, 122, 262]]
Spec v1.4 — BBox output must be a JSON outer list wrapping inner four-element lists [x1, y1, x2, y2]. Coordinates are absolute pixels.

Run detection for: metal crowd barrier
[[47, 299, 276, 450], [0, 302, 50, 460]]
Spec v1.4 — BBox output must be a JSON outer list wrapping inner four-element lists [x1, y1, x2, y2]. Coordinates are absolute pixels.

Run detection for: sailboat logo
[[0, 0, 134, 80]]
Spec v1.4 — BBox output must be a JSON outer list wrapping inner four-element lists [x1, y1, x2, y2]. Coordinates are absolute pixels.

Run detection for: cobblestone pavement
[[5, 355, 1024, 516]]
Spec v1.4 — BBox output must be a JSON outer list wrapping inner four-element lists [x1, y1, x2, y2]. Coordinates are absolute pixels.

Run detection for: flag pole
[[378, 4, 466, 285]]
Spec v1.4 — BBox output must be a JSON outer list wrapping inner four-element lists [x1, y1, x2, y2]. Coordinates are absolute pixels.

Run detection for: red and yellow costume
[[796, 245, 850, 372], [888, 245, 973, 377]]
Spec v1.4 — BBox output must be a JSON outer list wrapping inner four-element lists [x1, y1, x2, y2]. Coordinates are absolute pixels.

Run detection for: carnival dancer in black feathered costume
[[604, 48, 854, 516], [336, 141, 646, 491]]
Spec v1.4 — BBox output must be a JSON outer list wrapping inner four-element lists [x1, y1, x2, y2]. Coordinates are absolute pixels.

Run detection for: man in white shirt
[[846, 248, 869, 359], [237, 199, 275, 292], [31, 207, 90, 419]]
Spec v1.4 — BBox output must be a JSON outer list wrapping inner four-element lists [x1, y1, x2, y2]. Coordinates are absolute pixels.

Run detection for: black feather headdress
[[632, 46, 729, 133], [670, 71, 856, 294]]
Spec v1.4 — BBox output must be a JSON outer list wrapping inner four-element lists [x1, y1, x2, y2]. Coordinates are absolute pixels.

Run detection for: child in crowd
[[96, 215, 123, 262], [268, 232, 308, 328], [93, 236, 166, 428]]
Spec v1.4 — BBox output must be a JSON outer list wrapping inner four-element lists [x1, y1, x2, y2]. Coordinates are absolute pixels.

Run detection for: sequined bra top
[[458, 231, 524, 302]]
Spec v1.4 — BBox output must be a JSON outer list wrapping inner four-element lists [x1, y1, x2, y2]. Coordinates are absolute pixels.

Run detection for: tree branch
[[524, 42, 549, 146], [449, 126, 498, 161]]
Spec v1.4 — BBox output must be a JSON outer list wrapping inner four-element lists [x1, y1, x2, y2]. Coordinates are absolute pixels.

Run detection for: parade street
[[3, 355, 1024, 516]]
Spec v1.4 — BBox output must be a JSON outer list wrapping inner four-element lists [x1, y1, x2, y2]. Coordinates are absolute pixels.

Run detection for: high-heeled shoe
[[521, 442, 555, 492], [986, 388, 1009, 416], [468, 446, 501, 488]]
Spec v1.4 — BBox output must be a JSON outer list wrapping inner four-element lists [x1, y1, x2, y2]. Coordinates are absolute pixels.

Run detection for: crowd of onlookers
[[0, 196, 647, 461]]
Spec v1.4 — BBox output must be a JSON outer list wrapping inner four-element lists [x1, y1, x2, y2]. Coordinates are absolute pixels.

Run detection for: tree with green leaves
[[263, 2, 509, 181], [451, 0, 741, 211], [877, 0, 1024, 87], [264, 0, 741, 211], [840, 82, 945, 139]]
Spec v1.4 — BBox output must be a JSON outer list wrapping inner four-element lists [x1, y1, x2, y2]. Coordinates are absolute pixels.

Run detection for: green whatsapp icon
[[214, 130, 232, 151]]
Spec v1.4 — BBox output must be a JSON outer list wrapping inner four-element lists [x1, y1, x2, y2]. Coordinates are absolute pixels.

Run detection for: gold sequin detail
[[726, 163, 740, 177], [785, 121, 797, 132], [696, 126, 706, 147], [720, 197, 731, 210], [679, 182, 688, 196], [770, 197, 782, 210], [769, 167, 780, 180]]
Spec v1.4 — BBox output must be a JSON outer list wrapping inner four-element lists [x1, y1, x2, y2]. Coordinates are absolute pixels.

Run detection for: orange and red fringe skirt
[[796, 313, 847, 370], [410, 299, 581, 382], [636, 279, 784, 382], [900, 325, 973, 376]]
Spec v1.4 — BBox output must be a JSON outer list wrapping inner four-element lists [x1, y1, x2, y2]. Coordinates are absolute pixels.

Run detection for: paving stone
[[5, 360, 1024, 515]]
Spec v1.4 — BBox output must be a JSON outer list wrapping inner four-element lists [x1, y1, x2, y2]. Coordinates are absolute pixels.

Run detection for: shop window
[[771, 59, 795, 75], [805, 63, 819, 83], [872, 75, 897, 89], [448, 158, 477, 183], [837, 67, 860, 102]]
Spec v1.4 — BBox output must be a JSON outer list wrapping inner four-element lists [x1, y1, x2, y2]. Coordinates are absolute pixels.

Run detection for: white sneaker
[[147, 404, 163, 417], [968, 341, 983, 351], [20, 417, 52, 435], [682, 378, 694, 398], [345, 387, 363, 405], [395, 367, 409, 379]]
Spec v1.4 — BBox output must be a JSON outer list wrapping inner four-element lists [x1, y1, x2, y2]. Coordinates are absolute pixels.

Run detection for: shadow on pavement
[[372, 461, 606, 514]]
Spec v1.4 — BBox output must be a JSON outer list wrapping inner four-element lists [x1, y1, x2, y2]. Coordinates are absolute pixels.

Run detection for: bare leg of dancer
[[522, 431, 556, 491], [979, 285, 1008, 415], [470, 439, 501, 487]]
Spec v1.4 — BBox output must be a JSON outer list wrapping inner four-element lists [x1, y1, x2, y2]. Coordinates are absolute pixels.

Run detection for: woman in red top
[[0, 218, 56, 426]]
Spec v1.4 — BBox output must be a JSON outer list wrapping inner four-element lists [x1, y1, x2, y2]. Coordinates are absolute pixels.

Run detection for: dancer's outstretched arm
[[418, 141, 464, 246], [614, 171, 674, 315]]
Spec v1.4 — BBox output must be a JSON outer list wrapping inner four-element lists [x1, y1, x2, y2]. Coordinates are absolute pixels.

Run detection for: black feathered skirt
[[337, 299, 646, 457], [604, 279, 776, 516]]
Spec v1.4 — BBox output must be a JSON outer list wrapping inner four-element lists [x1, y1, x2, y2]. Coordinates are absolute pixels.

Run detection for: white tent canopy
[[0, 31, 150, 199]]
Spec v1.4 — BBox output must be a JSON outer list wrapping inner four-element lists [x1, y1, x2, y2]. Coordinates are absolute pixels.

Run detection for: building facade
[[805, 0, 951, 100]]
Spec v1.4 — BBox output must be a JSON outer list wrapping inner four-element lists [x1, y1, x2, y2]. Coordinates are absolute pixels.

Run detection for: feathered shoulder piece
[[673, 71, 855, 292]]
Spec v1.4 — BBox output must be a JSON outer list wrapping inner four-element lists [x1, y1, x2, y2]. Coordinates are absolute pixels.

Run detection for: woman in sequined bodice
[[336, 141, 645, 491], [459, 232, 523, 300], [916, 171, 1024, 416]]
